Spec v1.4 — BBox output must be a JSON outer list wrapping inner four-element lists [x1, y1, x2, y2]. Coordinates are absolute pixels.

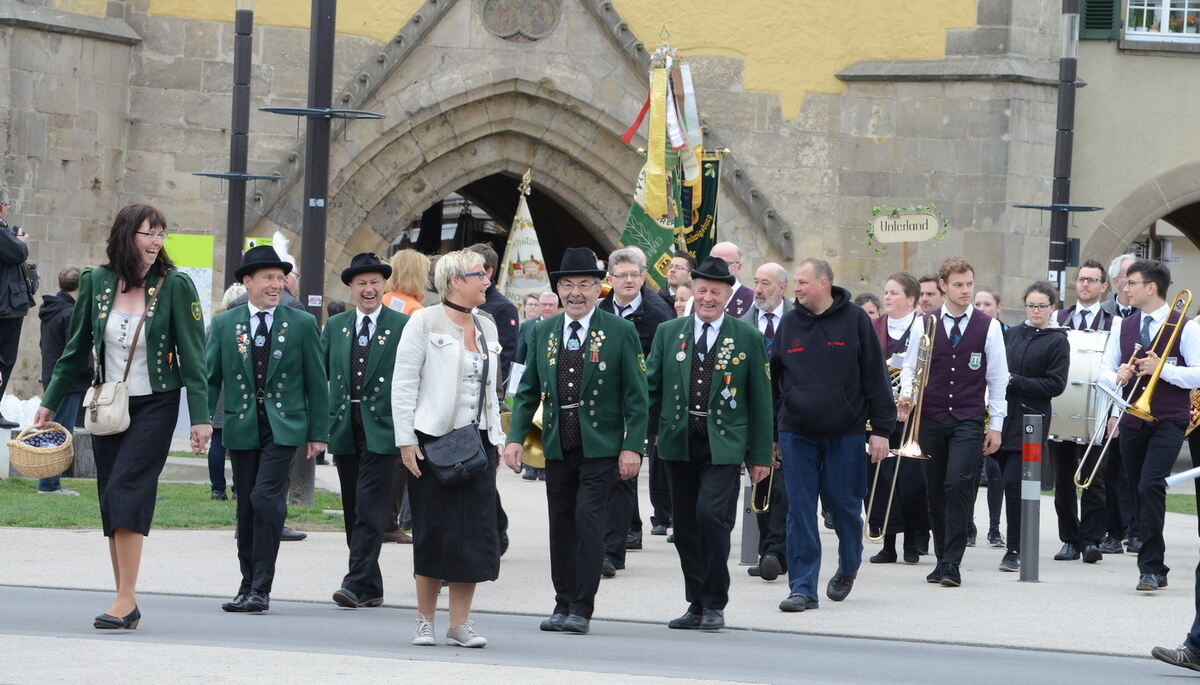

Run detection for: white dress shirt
[[755, 302, 785, 336], [1072, 302, 1104, 330], [694, 313, 724, 352], [247, 302, 276, 333], [899, 305, 1010, 430], [613, 293, 642, 319], [1100, 302, 1200, 392], [354, 307, 379, 340], [563, 307, 596, 346]]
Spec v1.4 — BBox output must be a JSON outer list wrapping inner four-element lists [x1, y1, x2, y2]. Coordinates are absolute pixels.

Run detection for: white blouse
[[103, 311, 151, 396]]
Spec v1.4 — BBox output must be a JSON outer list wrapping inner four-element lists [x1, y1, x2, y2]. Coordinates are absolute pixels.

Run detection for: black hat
[[236, 245, 293, 281], [690, 256, 737, 286], [549, 247, 606, 285], [340, 252, 392, 285]]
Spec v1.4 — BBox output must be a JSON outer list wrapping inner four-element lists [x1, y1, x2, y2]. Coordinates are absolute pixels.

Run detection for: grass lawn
[[0, 478, 344, 530]]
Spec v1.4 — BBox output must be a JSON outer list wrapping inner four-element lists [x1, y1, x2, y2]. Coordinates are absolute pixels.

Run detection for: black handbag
[[422, 315, 491, 487]]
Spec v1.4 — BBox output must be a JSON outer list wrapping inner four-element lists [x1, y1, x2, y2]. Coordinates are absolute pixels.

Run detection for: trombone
[[866, 314, 935, 542], [751, 461, 776, 514], [1075, 289, 1193, 488]]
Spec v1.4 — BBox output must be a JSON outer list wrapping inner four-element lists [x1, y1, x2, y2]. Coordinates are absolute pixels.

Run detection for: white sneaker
[[446, 620, 487, 648], [38, 488, 80, 496], [412, 614, 435, 646]]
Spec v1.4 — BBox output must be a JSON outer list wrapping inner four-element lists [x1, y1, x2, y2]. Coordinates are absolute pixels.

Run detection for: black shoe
[[1159, 573, 1169, 588], [869, 549, 897, 564], [1099, 535, 1124, 555], [280, 527, 306, 542], [939, 564, 962, 587], [999, 550, 1020, 572], [822, 510, 834, 529], [1126, 537, 1143, 554], [747, 566, 762, 577], [1138, 573, 1161, 591], [211, 489, 228, 501], [668, 610, 703, 630], [1152, 644, 1200, 672], [1082, 544, 1103, 564], [332, 587, 362, 608], [562, 614, 590, 634], [625, 532, 643, 550], [221, 593, 251, 612], [779, 593, 819, 612], [759, 553, 782, 581], [1054, 543, 1080, 561], [965, 534, 976, 548], [827, 575, 855, 602], [926, 566, 945, 584], [0, 414, 17, 430], [499, 529, 509, 557], [94, 605, 140, 629], [651, 524, 669, 536], [522, 468, 538, 480], [700, 608, 724, 631], [537, 470, 546, 481], [667, 534, 675, 544], [903, 549, 920, 564], [244, 591, 270, 612], [540, 613, 568, 631], [987, 529, 1005, 548], [601, 558, 617, 578]]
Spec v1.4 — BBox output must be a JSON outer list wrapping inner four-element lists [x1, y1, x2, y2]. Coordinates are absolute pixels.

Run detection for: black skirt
[[410, 430, 500, 583], [91, 391, 181, 537]]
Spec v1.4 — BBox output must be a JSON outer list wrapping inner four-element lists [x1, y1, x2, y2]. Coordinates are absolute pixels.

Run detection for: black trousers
[[1190, 431, 1200, 538], [1119, 420, 1186, 577], [1103, 436, 1137, 540], [666, 437, 740, 612], [545, 448, 617, 619], [989, 449, 1023, 552], [0, 316, 22, 398], [605, 473, 638, 565], [871, 422, 930, 554], [385, 458, 409, 532], [920, 416, 984, 567], [1049, 441, 1107, 546], [334, 410, 396, 598], [228, 424, 296, 595], [754, 465, 789, 565], [647, 438, 672, 528]]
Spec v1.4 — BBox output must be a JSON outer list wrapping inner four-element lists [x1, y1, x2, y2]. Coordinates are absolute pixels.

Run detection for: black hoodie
[[39, 291, 92, 392], [770, 285, 896, 439], [1000, 322, 1069, 448]]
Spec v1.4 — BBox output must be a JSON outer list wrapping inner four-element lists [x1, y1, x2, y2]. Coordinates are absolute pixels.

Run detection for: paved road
[[0, 586, 1171, 684]]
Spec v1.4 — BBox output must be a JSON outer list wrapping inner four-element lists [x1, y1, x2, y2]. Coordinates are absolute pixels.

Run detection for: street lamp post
[[1048, 0, 1081, 291]]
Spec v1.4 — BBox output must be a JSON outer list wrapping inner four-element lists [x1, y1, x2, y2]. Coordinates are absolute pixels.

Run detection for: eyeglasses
[[462, 271, 487, 280], [610, 272, 643, 281], [136, 230, 168, 241], [1076, 277, 1103, 285], [558, 281, 598, 293], [1024, 303, 1052, 311]]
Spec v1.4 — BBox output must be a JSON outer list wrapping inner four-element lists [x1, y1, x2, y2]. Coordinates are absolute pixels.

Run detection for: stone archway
[[1082, 160, 1200, 264]]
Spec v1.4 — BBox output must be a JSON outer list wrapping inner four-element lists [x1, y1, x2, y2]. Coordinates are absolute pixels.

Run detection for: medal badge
[[968, 352, 982, 371], [254, 335, 266, 347], [358, 335, 369, 347]]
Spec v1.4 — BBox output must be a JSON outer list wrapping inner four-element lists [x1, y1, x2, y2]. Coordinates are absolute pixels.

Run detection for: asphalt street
[[0, 586, 1172, 684]]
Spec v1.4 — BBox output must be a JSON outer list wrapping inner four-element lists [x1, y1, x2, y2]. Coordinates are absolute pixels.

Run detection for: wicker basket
[[8, 422, 74, 479]]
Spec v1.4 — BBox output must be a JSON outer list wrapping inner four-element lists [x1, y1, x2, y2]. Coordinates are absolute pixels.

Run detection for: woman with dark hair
[[969, 286, 1010, 547], [34, 204, 211, 629], [854, 292, 883, 320], [993, 281, 1069, 572]]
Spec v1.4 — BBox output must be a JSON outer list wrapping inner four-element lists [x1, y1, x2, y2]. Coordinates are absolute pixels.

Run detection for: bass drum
[[1049, 329, 1109, 444]]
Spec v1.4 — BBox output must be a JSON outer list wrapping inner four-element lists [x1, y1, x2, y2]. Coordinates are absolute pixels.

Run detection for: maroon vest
[[1118, 309, 1191, 429], [1055, 305, 1113, 331], [921, 309, 992, 422]]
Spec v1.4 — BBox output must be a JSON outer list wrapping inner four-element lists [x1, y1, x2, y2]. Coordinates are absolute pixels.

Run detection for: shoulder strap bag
[[421, 314, 492, 487], [83, 281, 163, 436]]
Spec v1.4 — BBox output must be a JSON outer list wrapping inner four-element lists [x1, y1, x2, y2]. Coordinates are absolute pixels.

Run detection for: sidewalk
[[1, 459, 1194, 658]]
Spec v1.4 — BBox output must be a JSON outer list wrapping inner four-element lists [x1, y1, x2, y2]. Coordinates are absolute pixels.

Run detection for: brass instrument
[[1075, 289, 1193, 488], [751, 462, 776, 514], [866, 315, 935, 542], [498, 404, 546, 469], [889, 366, 902, 403], [1187, 389, 1200, 438]]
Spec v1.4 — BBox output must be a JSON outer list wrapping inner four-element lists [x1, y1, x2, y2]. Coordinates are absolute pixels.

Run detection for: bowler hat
[[236, 245, 293, 281], [690, 256, 737, 286], [341, 252, 392, 285], [549, 247, 606, 285]]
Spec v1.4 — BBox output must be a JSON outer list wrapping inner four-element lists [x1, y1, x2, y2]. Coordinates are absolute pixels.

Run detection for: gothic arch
[[1083, 160, 1200, 264]]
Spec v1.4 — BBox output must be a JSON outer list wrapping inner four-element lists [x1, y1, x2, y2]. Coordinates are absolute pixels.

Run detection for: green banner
[[620, 161, 677, 289], [680, 157, 719, 262]]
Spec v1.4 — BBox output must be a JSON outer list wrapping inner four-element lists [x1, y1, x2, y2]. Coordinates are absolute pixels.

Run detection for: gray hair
[[1108, 253, 1137, 280], [608, 246, 647, 272], [759, 262, 787, 284], [538, 290, 558, 302], [798, 258, 834, 284], [434, 249, 485, 297], [221, 283, 247, 311]]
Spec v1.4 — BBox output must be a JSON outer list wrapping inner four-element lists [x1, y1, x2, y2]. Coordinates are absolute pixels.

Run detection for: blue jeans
[[37, 391, 84, 492], [208, 427, 228, 492], [780, 431, 867, 600]]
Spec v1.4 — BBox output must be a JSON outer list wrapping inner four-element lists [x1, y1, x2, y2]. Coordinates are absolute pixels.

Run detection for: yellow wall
[[144, 0, 976, 120]]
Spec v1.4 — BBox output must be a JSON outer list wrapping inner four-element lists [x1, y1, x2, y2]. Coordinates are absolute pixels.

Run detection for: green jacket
[[506, 307, 649, 459], [206, 303, 330, 449], [42, 266, 209, 425], [321, 306, 409, 456], [646, 315, 772, 466]]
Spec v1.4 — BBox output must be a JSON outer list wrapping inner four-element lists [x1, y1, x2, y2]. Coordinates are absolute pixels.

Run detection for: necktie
[[948, 314, 965, 347], [351, 315, 371, 400], [1078, 310, 1090, 330], [763, 313, 776, 347], [567, 320, 582, 351], [696, 322, 712, 360], [617, 304, 630, 319], [1122, 306, 1132, 318], [1140, 315, 1153, 350], [252, 312, 270, 423]]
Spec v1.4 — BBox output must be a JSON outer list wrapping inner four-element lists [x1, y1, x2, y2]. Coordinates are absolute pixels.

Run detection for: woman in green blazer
[[34, 204, 212, 630]]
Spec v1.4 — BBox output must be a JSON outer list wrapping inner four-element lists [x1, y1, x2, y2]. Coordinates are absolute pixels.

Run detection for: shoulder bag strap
[[471, 313, 489, 425], [120, 278, 164, 383]]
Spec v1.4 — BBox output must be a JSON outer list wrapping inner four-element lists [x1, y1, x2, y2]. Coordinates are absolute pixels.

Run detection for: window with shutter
[[1081, 0, 1121, 40]]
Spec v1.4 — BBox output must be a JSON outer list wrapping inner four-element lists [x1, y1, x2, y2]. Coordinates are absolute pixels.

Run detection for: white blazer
[[391, 304, 505, 448]]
